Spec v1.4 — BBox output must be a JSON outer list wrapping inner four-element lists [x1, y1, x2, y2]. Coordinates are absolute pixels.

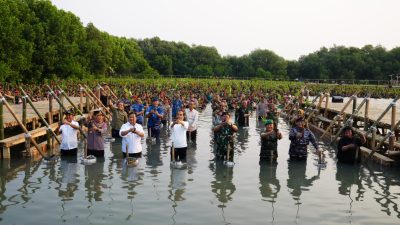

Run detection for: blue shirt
[[146, 105, 164, 128], [172, 99, 183, 118], [131, 103, 144, 124]]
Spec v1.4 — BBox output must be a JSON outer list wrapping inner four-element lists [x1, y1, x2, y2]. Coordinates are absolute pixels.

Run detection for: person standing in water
[[288, 117, 322, 160], [260, 119, 282, 161], [170, 110, 189, 162]]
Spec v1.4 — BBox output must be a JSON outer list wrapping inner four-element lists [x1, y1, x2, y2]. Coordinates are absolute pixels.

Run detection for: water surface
[[1, 105, 399, 225]]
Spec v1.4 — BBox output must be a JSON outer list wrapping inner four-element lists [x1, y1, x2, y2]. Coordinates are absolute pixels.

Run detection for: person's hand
[[317, 147, 324, 153], [63, 120, 70, 126]]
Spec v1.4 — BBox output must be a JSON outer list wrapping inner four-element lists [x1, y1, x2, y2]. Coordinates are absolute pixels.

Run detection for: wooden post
[[352, 97, 357, 114], [371, 127, 377, 152], [22, 97, 27, 128], [86, 92, 90, 112], [59, 94, 64, 122], [80, 86, 84, 113], [317, 93, 324, 110], [46, 129, 52, 156], [324, 93, 330, 117], [0, 93, 48, 158], [0, 99, 4, 141], [389, 104, 396, 151], [48, 95, 53, 124], [364, 98, 369, 131], [96, 85, 101, 101]]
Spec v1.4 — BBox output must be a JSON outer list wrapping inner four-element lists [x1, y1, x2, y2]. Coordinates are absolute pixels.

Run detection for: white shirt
[[185, 108, 199, 131], [119, 122, 144, 154], [171, 121, 188, 148], [59, 121, 79, 150]]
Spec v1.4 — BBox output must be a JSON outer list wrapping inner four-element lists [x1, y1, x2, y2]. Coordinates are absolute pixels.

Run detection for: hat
[[152, 97, 158, 102], [296, 117, 305, 123], [297, 109, 304, 115], [92, 108, 104, 116], [65, 109, 75, 115], [264, 119, 274, 126]]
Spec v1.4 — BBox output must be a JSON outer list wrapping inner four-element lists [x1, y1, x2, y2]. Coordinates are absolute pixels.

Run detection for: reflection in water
[[210, 161, 236, 207], [287, 160, 319, 220], [362, 165, 400, 219], [259, 160, 280, 223], [168, 167, 187, 225], [236, 128, 249, 155], [57, 156, 79, 200], [336, 163, 365, 223], [84, 157, 106, 202]]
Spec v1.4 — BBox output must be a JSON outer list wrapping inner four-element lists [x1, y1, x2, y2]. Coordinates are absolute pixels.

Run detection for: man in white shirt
[[119, 112, 145, 158], [185, 101, 199, 143], [56, 110, 80, 156], [170, 110, 189, 162]]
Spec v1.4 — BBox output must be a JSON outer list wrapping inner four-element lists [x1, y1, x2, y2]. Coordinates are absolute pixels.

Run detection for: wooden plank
[[0, 123, 58, 148], [360, 146, 395, 166]]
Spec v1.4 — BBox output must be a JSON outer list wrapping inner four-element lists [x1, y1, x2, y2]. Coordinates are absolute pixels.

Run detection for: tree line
[[1, 0, 399, 83]]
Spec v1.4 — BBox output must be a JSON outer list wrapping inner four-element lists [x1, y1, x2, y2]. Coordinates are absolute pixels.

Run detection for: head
[[342, 126, 353, 138], [152, 97, 159, 107], [242, 101, 248, 108], [189, 101, 195, 110], [221, 112, 230, 122], [94, 111, 105, 122], [65, 111, 75, 122], [297, 109, 304, 116], [265, 119, 274, 132], [295, 117, 305, 128], [128, 112, 137, 125], [176, 110, 185, 121], [117, 101, 124, 110]]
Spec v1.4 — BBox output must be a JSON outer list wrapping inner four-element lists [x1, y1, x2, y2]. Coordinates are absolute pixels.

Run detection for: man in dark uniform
[[337, 126, 366, 163]]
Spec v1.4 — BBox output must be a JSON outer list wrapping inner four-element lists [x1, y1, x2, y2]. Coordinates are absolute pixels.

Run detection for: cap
[[65, 109, 75, 115], [152, 97, 158, 102], [264, 119, 274, 126], [297, 109, 304, 115]]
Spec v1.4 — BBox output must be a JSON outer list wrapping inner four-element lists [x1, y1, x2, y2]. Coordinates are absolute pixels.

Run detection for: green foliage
[[0, 0, 398, 83]]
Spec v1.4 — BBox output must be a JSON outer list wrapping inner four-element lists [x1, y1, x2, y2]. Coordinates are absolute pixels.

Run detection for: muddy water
[[1, 105, 399, 225]]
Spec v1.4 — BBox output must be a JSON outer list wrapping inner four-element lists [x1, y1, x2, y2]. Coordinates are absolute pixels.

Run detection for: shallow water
[[1, 105, 400, 225]]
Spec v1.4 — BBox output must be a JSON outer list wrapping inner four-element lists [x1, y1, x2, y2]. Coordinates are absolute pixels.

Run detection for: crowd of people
[[13, 82, 365, 165]]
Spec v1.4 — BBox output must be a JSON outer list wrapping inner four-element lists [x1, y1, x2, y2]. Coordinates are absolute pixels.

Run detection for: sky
[[51, 0, 400, 60]]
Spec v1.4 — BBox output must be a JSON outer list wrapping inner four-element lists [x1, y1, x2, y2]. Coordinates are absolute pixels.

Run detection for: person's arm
[[155, 107, 164, 119], [356, 130, 366, 145], [68, 121, 80, 130], [120, 124, 134, 137], [134, 126, 145, 138], [307, 129, 320, 151]]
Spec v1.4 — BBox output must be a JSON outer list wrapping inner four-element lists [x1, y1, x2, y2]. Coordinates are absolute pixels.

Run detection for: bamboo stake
[[59, 94, 64, 122], [79, 86, 83, 113], [19, 88, 61, 144], [85, 89, 90, 112], [324, 93, 330, 117], [330, 95, 370, 144], [366, 96, 399, 133], [320, 95, 356, 139], [47, 89, 87, 139], [389, 104, 396, 151], [22, 96, 27, 127], [0, 94, 47, 158], [364, 98, 370, 131], [0, 99, 4, 140], [83, 85, 111, 115], [48, 94, 53, 124], [79, 86, 110, 121], [54, 86, 83, 116]]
